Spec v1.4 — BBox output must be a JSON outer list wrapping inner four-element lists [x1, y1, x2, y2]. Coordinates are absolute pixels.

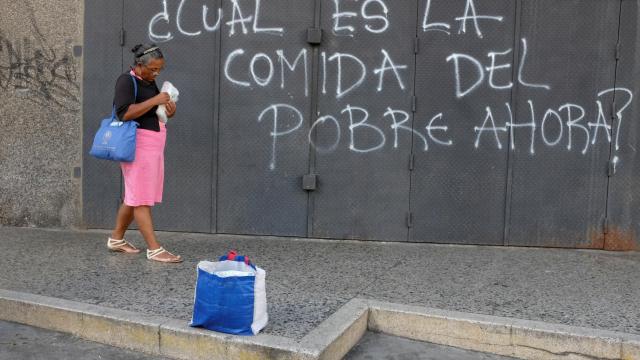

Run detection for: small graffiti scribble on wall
[[0, 18, 79, 111]]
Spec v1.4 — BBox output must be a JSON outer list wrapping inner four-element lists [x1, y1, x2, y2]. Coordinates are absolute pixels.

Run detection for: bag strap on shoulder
[[111, 74, 139, 121], [129, 73, 138, 100]]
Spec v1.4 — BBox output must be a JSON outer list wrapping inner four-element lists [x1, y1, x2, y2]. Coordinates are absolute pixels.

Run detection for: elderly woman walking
[[106, 43, 182, 263]]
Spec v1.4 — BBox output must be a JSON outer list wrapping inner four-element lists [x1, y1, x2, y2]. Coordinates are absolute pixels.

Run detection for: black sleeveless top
[[113, 72, 160, 132]]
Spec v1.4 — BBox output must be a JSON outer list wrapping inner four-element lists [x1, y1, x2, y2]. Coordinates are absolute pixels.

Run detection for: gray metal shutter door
[[310, 0, 417, 241], [506, 0, 620, 248], [410, 0, 515, 245], [216, 0, 314, 236]]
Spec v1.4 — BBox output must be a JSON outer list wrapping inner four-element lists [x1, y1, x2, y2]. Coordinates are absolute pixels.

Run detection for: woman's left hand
[[166, 101, 177, 118]]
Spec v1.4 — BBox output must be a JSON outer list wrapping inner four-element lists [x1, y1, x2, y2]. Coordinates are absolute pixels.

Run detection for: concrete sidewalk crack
[[353, 258, 406, 301], [157, 324, 162, 355], [515, 344, 619, 360]]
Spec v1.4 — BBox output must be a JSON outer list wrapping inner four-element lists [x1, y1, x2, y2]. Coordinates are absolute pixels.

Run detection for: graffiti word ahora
[[473, 88, 633, 154]]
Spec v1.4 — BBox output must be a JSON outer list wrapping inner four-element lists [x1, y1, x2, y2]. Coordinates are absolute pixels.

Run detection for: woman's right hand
[[154, 92, 171, 106]]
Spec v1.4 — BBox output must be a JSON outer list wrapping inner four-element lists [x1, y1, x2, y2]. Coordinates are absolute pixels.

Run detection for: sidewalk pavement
[[0, 226, 638, 345], [345, 332, 517, 360], [1, 320, 172, 360]]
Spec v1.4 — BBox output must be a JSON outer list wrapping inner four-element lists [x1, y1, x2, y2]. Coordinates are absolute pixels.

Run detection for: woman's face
[[138, 58, 165, 82]]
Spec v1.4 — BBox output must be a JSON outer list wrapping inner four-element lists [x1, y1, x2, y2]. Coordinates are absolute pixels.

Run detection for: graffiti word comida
[[224, 47, 408, 98]]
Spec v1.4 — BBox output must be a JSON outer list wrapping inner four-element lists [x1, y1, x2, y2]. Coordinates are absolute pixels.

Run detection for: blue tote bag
[[89, 75, 139, 162], [191, 251, 268, 335]]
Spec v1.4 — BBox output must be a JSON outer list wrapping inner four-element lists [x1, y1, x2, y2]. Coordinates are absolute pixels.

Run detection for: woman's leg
[[109, 203, 139, 253], [111, 203, 134, 240], [132, 206, 160, 249], [134, 206, 181, 261]]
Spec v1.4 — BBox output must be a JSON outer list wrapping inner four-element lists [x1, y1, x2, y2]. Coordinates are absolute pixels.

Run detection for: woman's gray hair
[[132, 43, 163, 65]]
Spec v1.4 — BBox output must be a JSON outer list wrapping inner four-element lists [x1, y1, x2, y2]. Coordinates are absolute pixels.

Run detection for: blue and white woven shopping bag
[[190, 251, 267, 335]]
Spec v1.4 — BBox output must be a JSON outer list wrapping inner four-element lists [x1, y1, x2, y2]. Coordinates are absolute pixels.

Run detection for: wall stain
[[589, 225, 637, 251], [604, 227, 637, 251]]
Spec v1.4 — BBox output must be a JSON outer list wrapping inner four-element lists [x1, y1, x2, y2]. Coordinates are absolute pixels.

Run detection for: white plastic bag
[[156, 81, 179, 123]]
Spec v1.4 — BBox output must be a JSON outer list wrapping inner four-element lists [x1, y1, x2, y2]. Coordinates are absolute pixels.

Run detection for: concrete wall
[[0, 0, 83, 227]]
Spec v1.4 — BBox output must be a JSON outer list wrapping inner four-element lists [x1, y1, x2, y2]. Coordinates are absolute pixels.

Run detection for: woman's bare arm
[[122, 92, 170, 120]]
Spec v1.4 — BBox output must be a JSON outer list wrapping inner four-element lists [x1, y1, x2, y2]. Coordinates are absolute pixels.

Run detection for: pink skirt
[[120, 123, 167, 207]]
